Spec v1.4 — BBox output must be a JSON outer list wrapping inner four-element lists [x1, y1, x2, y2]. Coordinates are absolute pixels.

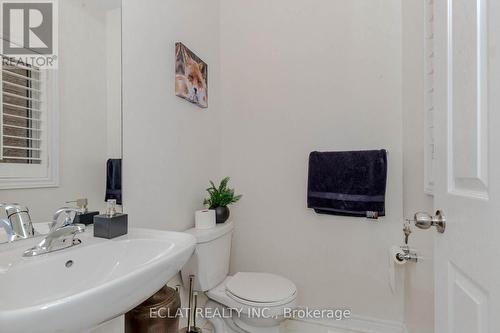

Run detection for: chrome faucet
[[51, 207, 81, 231], [23, 208, 85, 257], [0, 203, 34, 242]]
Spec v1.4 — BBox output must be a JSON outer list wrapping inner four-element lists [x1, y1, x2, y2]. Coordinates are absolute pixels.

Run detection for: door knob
[[412, 210, 446, 234]]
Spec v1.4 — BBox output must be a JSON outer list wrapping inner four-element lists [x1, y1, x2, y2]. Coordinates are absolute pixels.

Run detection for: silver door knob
[[413, 210, 446, 234]]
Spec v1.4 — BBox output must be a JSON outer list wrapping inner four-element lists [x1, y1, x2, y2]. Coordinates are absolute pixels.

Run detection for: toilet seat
[[207, 274, 297, 314], [206, 274, 298, 332], [225, 272, 297, 306]]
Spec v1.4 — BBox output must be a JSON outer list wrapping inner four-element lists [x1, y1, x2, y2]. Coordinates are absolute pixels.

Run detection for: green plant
[[203, 177, 242, 208]]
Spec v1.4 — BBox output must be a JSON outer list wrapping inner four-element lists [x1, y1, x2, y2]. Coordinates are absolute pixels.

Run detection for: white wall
[[121, 0, 435, 328], [402, 1, 435, 332], [219, 0, 404, 322], [0, 0, 111, 221], [121, 3, 221, 324], [106, 7, 123, 159], [121, 0, 221, 231]]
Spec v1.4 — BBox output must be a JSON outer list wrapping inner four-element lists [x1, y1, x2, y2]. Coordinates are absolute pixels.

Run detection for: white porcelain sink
[[0, 227, 196, 333]]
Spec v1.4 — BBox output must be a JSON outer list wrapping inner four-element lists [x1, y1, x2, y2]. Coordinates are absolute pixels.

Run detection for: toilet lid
[[226, 272, 297, 304]]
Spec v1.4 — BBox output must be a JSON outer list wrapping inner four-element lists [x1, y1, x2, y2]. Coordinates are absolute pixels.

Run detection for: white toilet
[[181, 221, 297, 333]]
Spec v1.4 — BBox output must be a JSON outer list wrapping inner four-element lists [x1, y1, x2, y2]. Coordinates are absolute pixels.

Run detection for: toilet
[[181, 221, 297, 333]]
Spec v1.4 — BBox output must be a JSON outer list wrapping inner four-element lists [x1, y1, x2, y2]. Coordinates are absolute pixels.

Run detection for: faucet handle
[[51, 207, 81, 231]]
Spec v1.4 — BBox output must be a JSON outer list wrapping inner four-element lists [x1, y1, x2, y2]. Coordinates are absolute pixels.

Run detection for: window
[[0, 55, 58, 189]]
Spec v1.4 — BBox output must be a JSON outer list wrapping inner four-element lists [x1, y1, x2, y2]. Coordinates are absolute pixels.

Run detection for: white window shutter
[[1, 58, 43, 164], [0, 55, 59, 188]]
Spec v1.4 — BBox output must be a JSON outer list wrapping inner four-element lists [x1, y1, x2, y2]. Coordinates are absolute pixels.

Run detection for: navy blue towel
[[105, 159, 122, 205], [307, 150, 387, 218]]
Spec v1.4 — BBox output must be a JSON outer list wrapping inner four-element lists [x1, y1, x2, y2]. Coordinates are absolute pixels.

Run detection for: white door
[[434, 0, 500, 332]]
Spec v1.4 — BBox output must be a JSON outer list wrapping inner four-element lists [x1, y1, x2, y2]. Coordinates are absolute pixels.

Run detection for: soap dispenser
[[93, 199, 128, 239], [67, 198, 99, 225]]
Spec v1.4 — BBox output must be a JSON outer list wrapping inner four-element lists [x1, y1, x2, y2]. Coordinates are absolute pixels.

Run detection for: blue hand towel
[[307, 150, 387, 218], [105, 159, 122, 205]]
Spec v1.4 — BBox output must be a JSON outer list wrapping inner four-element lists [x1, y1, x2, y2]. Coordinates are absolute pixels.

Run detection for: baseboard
[[286, 315, 408, 333]]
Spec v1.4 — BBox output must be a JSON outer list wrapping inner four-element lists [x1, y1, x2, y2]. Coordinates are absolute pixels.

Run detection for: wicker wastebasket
[[125, 286, 181, 333]]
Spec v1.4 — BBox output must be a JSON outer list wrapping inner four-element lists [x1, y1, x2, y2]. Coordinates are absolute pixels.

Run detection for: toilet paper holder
[[395, 245, 418, 263]]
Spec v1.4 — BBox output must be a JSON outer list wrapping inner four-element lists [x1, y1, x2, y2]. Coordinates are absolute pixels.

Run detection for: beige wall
[[219, 0, 405, 322], [121, 0, 221, 231], [402, 1, 435, 332]]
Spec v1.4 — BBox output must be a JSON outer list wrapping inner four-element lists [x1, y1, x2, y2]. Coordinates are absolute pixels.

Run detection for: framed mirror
[[0, 0, 122, 243]]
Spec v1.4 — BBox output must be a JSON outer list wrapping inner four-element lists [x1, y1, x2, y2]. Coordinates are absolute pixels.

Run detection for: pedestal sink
[[0, 227, 196, 333]]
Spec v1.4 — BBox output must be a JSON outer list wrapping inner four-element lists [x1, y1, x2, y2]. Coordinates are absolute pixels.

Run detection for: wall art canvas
[[175, 42, 208, 108]]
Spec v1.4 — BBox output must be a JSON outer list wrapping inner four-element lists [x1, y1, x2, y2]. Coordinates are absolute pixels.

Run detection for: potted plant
[[203, 177, 242, 223]]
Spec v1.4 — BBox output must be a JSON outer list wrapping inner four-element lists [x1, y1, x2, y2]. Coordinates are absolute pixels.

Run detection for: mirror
[[0, 0, 122, 243]]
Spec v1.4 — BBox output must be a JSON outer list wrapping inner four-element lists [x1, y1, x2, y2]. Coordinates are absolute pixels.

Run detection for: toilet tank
[[181, 221, 234, 291]]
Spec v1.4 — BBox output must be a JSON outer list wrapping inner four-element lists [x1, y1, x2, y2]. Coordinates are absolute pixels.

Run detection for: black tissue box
[[93, 213, 128, 239]]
